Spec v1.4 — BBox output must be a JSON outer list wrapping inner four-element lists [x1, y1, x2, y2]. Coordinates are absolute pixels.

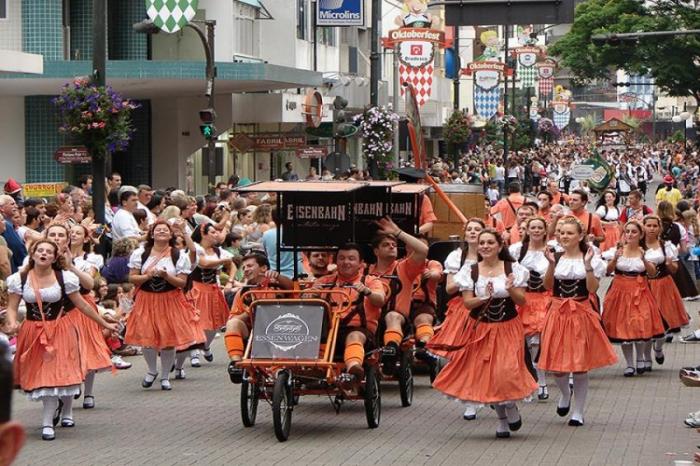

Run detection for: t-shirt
[[262, 228, 304, 279], [490, 194, 524, 230], [411, 259, 443, 304], [368, 257, 425, 316], [656, 187, 683, 207], [111, 209, 141, 240], [571, 209, 604, 239], [420, 196, 438, 226]]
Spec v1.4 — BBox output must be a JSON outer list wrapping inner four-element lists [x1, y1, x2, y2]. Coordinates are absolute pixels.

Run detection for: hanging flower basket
[[443, 110, 472, 146], [496, 114, 518, 134], [353, 105, 399, 179], [52, 77, 140, 156]]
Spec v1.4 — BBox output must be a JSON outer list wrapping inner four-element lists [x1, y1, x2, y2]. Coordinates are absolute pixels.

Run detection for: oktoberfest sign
[[514, 46, 540, 88], [463, 61, 507, 120], [145, 0, 198, 33], [536, 58, 557, 99], [383, 28, 450, 107], [551, 99, 571, 130]]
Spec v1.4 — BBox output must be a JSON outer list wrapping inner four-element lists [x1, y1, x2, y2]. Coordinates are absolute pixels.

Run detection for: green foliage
[[443, 110, 472, 146], [549, 0, 700, 104], [669, 129, 686, 143]]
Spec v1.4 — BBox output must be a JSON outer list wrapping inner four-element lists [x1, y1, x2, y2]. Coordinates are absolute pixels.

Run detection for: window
[[319, 27, 336, 46], [296, 0, 306, 40], [0, 0, 7, 19]]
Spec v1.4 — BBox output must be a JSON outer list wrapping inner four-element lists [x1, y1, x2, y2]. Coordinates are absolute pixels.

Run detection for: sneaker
[[175, 369, 186, 380], [685, 416, 700, 428], [228, 361, 243, 384], [111, 355, 132, 370], [191, 355, 202, 367], [681, 333, 700, 343]]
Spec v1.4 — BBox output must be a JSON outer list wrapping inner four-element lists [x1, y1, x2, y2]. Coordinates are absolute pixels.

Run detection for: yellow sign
[[23, 182, 67, 199]]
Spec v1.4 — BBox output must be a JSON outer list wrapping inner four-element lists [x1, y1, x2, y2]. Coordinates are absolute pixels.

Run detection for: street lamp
[[133, 18, 218, 192]]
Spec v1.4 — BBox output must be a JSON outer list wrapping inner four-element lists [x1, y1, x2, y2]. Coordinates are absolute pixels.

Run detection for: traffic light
[[199, 108, 217, 140], [332, 96, 357, 138]]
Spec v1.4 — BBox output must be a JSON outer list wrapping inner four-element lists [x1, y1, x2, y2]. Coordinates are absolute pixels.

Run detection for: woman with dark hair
[[509, 217, 550, 400], [146, 191, 167, 217], [3, 239, 117, 440], [642, 214, 687, 361], [539, 216, 616, 427], [125, 220, 202, 391], [658, 200, 698, 298], [601, 221, 664, 376], [432, 229, 536, 438], [595, 190, 621, 251], [62, 224, 113, 409]]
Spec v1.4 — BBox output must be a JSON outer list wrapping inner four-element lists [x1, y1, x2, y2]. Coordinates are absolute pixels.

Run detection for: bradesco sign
[[316, 0, 364, 26]]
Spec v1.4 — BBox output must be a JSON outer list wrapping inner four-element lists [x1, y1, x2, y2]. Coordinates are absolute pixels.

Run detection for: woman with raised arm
[[125, 219, 202, 391], [601, 220, 664, 376], [509, 217, 550, 400], [2, 239, 117, 440], [539, 216, 617, 427], [433, 229, 536, 439]]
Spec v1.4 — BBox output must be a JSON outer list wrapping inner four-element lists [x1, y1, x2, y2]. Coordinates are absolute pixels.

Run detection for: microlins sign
[[316, 0, 364, 27]]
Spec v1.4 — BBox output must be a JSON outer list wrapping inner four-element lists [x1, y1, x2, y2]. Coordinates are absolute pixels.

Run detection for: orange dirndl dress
[[11, 271, 84, 398], [601, 222, 621, 251], [187, 271, 229, 331], [602, 271, 665, 342], [64, 291, 113, 373], [538, 257, 618, 373], [518, 290, 550, 337], [645, 245, 689, 332], [429, 295, 470, 358]]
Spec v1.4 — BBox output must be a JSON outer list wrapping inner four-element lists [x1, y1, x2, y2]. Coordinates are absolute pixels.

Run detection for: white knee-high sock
[[42, 397, 59, 427], [653, 337, 664, 352], [160, 349, 176, 381], [143, 347, 158, 374], [205, 330, 217, 350], [621, 343, 634, 367], [84, 371, 96, 397], [493, 404, 508, 432], [633, 341, 646, 363], [554, 374, 571, 408], [59, 396, 74, 420], [571, 372, 588, 422], [175, 351, 188, 370]]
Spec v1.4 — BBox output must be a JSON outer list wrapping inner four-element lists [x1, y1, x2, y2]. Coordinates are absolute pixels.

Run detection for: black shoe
[[568, 418, 584, 427], [381, 342, 399, 376], [665, 334, 674, 343], [52, 400, 64, 427], [141, 372, 158, 388], [203, 349, 214, 362], [60, 418, 75, 428], [624, 366, 635, 377], [496, 431, 511, 438], [73, 387, 82, 400], [557, 395, 571, 417], [228, 361, 243, 384], [82, 395, 95, 409], [654, 349, 665, 365], [537, 385, 549, 400], [414, 346, 438, 364], [636, 361, 646, 374]]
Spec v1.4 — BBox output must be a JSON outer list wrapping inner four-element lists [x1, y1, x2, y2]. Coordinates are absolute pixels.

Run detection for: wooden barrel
[[428, 184, 485, 241]]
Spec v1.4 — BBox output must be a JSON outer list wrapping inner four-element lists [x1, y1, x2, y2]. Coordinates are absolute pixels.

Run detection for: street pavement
[[11, 299, 700, 465]]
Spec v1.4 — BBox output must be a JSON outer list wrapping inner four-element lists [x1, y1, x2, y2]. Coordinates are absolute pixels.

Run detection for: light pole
[[92, 0, 107, 230], [133, 19, 218, 191]]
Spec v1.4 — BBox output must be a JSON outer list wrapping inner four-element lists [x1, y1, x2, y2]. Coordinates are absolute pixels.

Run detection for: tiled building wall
[[69, 0, 92, 60], [22, 0, 63, 60], [0, 0, 22, 51], [24, 96, 66, 182], [108, 0, 148, 60]]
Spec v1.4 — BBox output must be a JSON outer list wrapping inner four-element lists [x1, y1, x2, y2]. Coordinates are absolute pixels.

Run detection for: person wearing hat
[[3, 178, 23, 207], [656, 175, 683, 207]]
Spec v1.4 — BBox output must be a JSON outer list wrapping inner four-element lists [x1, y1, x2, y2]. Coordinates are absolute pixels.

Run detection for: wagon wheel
[[240, 370, 260, 427], [398, 349, 414, 407], [272, 370, 293, 442], [364, 365, 381, 428]]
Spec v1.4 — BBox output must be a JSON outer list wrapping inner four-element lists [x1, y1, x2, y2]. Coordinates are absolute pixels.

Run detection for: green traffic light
[[200, 124, 215, 138]]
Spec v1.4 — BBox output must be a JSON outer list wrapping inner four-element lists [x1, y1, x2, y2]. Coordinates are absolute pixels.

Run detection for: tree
[[549, 0, 700, 105]]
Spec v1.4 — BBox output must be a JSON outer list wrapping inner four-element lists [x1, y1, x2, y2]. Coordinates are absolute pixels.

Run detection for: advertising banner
[[281, 192, 353, 246], [316, 0, 364, 26], [251, 304, 324, 360]]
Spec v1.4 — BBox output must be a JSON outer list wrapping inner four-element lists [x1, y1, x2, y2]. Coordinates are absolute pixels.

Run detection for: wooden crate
[[428, 184, 485, 241]]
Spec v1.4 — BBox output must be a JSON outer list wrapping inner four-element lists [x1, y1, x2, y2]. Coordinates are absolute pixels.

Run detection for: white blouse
[[554, 256, 607, 280], [7, 270, 80, 303], [509, 243, 549, 276], [73, 253, 104, 273], [128, 247, 192, 276], [547, 240, 564, 253], [595, 206, 620, 221], [644, 241, 679, 264], [194, 243, 233, 269], [601, 248, 647, 272], [454, 262, 529, 298], [444, 248, 477, 275]]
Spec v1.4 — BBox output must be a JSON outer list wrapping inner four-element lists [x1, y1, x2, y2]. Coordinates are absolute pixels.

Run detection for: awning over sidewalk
[[0, 60, 322, 97]]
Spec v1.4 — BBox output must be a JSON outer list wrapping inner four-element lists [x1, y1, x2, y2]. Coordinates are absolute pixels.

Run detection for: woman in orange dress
[[509, 217, 550, 400], [428, 218, 484, 420], [595, 190, 621, 251], [602, 220, 664, 376], [63, 224, 113, 410], [642, 215, 688, 366], [433, 229, 537, 438], [539, 216, 617, 427], [3, 239, 117, 440], [125, 220, 203, 391]]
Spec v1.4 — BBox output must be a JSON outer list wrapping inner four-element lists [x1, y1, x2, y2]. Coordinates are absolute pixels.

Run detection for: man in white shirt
[[111, 191, 144, 241], [136, 184, 156, 225]]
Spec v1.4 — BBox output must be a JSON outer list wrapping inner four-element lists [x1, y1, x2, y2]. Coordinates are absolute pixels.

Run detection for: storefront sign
[[295, 147, 329, 159], [23, 182, 67, 199], [53, 146, 91, 164], [281, 192, 353, 246], [251, 304, 324, 360], [316, 0, 364, 27]]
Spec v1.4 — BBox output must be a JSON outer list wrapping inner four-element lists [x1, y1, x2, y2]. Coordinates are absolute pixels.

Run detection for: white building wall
[[0, 97, 26, 182], [0, 0, 22, 52]]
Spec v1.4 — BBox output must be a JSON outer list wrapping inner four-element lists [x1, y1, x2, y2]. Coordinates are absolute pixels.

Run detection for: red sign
[[54, 146, 91, 164], [295, 147, 329, 159]]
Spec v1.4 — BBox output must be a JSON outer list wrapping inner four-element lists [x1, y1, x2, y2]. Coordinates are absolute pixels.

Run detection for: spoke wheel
[[398, 350, 414, 407], [364, 365, 381, 428], [272, 370, 293, 442], [240, 371, 260, 427]]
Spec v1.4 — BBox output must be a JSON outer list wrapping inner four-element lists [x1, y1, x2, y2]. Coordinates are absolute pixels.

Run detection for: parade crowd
[[4, 137, 700, 445]]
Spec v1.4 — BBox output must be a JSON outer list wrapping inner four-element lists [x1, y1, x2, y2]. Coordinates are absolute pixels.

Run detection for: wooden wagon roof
[[593, 118, 635, 133]]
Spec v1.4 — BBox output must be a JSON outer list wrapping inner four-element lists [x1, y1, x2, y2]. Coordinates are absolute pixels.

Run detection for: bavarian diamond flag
[[146, 0, 198, 33]]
